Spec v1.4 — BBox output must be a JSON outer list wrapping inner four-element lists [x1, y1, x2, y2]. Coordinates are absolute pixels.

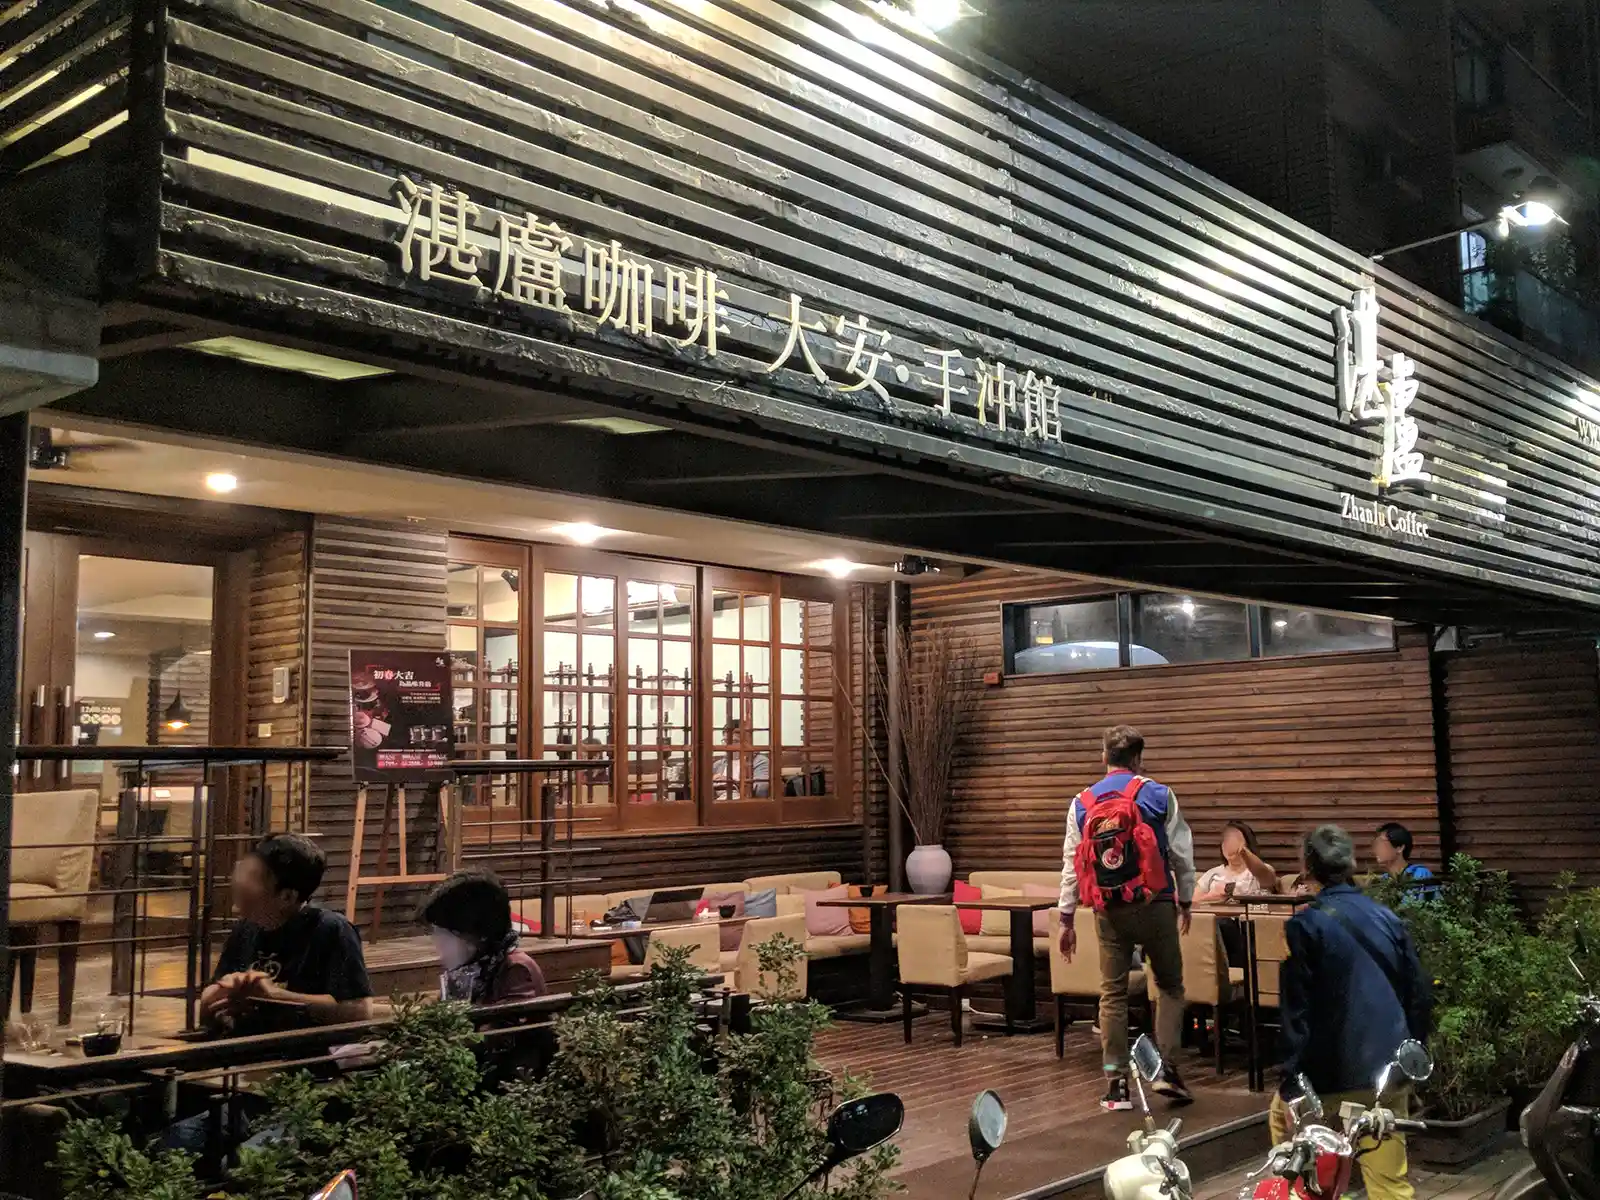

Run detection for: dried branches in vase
[[886, 624, 980, 848]]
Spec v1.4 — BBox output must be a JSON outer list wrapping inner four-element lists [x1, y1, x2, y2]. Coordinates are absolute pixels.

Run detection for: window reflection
[[1130, 593, 1251, 665]]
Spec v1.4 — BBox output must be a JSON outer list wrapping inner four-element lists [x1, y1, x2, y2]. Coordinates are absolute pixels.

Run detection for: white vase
[[906, 844, 953, 895]]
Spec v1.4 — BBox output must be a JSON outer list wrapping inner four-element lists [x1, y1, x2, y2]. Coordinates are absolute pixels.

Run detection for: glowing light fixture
[[163, 692, 193, 732], [555, 522, 607, 546], [1273, 619, 1288, 630], [817, 558, 865, 579], [204, 472, 238, 494], [911, 0, 963, 29], [93, 630, 115, 640], [1179, 597, 1196, 616]]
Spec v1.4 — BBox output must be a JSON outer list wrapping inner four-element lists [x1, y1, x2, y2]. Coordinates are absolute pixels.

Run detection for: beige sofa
[[964, 870, 1060, 958]]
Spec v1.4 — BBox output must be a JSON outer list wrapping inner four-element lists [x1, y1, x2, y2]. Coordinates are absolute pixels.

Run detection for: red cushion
[[952, 880, 982, 935]]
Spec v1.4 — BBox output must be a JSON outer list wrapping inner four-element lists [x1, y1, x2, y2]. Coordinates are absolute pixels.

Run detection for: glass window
[[778, 598, 835, 799], [624, 578, 693, 807], [1008, 597, 1120, 675], [1130, 593, 1251, 665], [448, 562, 524, 825], [1261, 608, 1395, 658], [712, 588, 773, 802], [543, 571, 614, 811]]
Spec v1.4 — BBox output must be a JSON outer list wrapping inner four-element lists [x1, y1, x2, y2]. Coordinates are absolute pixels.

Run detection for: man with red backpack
[[1058, 725, 1198, 1110]]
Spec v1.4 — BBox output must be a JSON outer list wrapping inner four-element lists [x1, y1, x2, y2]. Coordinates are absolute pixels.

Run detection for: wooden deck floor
[[814, 1018, 1267, 1200]]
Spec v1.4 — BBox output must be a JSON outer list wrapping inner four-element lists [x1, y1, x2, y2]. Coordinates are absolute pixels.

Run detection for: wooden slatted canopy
[[8, 0, 1600, 628]]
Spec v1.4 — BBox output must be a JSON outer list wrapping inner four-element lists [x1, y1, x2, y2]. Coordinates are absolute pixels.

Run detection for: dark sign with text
[[349, 651, 454, 782], [75, 698, 124, 746]]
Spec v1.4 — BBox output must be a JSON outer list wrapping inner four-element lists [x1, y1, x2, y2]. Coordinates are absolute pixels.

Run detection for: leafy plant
[[1372, 855, 1587, 1120], [56, 942, 900, 1200]]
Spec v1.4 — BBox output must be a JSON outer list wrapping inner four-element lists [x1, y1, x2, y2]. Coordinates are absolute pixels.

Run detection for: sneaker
[[1100, 1075, 1134, 1111], [1151, 1062, 1194, 1107]]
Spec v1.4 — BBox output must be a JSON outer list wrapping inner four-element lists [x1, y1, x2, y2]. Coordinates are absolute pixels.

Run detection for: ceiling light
[[1179, 597, 1196, 616], [911, 0, 964, 30], [205, 472, 238, 494], [1273, 619, 1288, 630], [185, 337, 392, 381], [93, 630, 115, 640], [1502, 200, 1560, 229], [562, 417, 668, 436], [817, 559, 864, 579], [555, 522, 607, 546]]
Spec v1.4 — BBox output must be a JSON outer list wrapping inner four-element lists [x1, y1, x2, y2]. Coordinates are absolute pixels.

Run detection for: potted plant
[[884, 625, 979, 894], [1373, 857, 1581, 1166]]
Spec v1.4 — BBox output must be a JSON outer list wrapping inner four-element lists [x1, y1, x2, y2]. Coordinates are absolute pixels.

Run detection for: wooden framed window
[[621, 566, 697, 828], [539, 565, 617, 826], [707, 571, 776, 824]]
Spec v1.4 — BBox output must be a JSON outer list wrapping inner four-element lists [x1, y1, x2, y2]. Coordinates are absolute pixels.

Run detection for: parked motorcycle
[[1246, 1040, 1433, 1200], [968, 1089, 1009, 1200], [1102, 1034, 1193, 1200], [1495, 929, 1600, 1200]]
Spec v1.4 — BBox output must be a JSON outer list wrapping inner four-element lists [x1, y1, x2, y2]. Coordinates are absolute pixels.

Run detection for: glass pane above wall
[[1261, 607, 1395, 657], [1130, 593, 1251, 665], [1010, 596, 1119, 675]]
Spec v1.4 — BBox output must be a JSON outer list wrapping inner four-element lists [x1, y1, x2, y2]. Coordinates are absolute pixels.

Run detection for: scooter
[[1102, 1034, 1193, 1200], [1495, 929, 1600, 1200], [1246, 1039, 1433, 1200], [968, 1089, 1009, 1200]]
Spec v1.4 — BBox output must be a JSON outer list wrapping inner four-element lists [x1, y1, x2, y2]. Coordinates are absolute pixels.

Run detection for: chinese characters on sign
[[393, 175, 1065, 446], [350, 650, 455, 782], [1332, 287, 1430, 490]]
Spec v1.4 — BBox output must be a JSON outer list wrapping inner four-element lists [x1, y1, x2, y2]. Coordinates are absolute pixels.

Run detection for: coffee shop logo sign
[[1332, 287, 1431, 540], [393, 176, 1067, 444]]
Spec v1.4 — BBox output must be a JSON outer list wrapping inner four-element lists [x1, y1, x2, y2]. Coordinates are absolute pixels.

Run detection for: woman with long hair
[[1192, 819, 1279, 902]]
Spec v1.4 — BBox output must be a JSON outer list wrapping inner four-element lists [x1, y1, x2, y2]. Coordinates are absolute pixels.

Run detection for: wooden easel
[[344, 780, 460, 937]]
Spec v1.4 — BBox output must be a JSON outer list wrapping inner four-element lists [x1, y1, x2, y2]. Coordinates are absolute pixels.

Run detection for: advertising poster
[[349, 650, 454, 781], [75, 698, 124, 746]]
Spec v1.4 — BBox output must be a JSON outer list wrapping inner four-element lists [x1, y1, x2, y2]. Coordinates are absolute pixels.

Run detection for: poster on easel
[[349, 650, 454, 781]]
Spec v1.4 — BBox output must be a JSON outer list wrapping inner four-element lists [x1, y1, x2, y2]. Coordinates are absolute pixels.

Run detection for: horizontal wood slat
[[1445, 641, 1600, 910], [136, 0, 1600, 617], [913, 570, 1441, 880]]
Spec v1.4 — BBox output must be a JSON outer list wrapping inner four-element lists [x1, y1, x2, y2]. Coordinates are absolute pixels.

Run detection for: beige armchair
[[1047, 909, 1147, 1059], [7, 789, 97, 1024], [1145, 911, 1243, 1073], [895, 905, 1011, 1045], [724, 914, 808, 1000], [646, 922, 722, 973]]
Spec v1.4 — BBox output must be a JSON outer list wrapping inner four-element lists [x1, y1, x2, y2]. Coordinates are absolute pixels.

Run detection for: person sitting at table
[[1372, 822, 1439, 901], [1192, 820, 1279, 903], [420, 869, 547, 1004], [201, 832, 373, 1035]]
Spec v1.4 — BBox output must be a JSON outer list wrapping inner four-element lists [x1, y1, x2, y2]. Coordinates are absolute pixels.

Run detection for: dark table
[[953, 896, 1057, 1033], [816, 893, 945, 1018], [1197, 893, 1310, 1090]]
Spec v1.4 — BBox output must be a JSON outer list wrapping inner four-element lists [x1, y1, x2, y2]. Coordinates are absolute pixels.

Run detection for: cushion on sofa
[[803, 885, 852, 937], [804, 933, 872, 959], [1023, 884, 1059, 936], [968, 870, 1061, 892], [978, 884, 1022, 935], [745, 888, 778, 918], [745, 871, 843, 895], [848, 884, 884, 934], [774, 893, 804, 918], [952, 880, 982, 934]]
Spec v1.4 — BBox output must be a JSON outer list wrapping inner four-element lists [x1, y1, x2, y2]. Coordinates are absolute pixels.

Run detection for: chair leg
[[951, 986, 964, 1047], [902, 989, 913, 1045], [1004, 990, 1015, 1037], [56, 921, 81, 1026], [1055, 995, 1066, 1059], [12, 926, 39, 1016]]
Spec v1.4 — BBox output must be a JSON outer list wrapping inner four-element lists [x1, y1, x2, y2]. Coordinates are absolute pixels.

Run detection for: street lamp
[[1372, 182, 1564, 262]]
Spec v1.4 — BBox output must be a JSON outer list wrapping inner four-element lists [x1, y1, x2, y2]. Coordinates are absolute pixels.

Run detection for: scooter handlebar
[[1391, 1119, 1428, 1134]]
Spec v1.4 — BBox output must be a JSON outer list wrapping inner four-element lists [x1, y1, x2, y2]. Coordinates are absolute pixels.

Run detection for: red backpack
[[1074, 776, 1169, 911]]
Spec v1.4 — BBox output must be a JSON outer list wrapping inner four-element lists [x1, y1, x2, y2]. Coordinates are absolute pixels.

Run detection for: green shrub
[[56, 942, 899, 1200]]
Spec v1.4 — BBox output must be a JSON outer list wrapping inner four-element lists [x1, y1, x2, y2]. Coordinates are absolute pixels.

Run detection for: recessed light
[[93, 630, 115, 640], [554, 522, 607, 546], [817, 558, 865, 579], [205, 472, 238, 494], [1273, 619, 1288, 630]]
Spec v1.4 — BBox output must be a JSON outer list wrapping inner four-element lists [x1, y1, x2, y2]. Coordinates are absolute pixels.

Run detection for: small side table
[[816, 893, 946, 1021]]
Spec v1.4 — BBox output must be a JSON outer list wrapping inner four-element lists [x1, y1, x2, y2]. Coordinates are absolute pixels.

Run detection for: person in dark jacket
[[1274, 825, 1433, 1200]]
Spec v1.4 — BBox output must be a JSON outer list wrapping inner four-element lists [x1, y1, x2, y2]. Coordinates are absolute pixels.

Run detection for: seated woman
[[420, 870, 547, 1005], [1193, 820, 1279, 902]]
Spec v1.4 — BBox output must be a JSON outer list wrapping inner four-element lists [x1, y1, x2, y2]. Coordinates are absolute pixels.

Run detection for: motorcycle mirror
[[1394, 1040, 1433, 1084], [309, 1173, 356, 1200], [824, 1094, 905, 1165], [1132, 1033, 1163, 1082], [969, 1090, 1008, 1165], [1293, 1074, 1324, 1121]]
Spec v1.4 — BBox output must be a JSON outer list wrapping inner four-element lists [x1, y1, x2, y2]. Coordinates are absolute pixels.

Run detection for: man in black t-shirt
[[202, 833, 373, 1034]]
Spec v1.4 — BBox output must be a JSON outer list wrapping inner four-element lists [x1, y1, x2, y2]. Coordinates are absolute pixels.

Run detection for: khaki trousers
[[1095, 899, 1185, 1073], [1268, 1090, 1413, 1200]]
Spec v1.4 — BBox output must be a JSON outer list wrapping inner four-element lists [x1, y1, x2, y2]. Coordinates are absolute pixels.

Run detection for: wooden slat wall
[[249, 529, 309, 829], [914, 570, 1441, 878], [305, 516, 451, 925], [851, 584, 889, 884], [141, 0, 1600, 617], [0, 0, 131, 177], [1445, 640, 1600, 909]]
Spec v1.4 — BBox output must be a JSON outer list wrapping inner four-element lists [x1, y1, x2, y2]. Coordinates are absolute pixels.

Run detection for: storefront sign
[[1340, 493, 1430, 540], [75, 698, 123, 746], [393, 176, 1066, 444], [1580, 415, 1599, 448], [349, 650, 454, 782], [1332, 288, 1429, 491]]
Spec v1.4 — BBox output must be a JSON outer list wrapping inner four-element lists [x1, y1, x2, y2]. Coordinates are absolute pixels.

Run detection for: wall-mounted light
[[93, 630, 115, 640], [163, 692, 193, 732], [204, 472, 238, 494], [554, 522, 608, 546], [816, 558, 866, 579]]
